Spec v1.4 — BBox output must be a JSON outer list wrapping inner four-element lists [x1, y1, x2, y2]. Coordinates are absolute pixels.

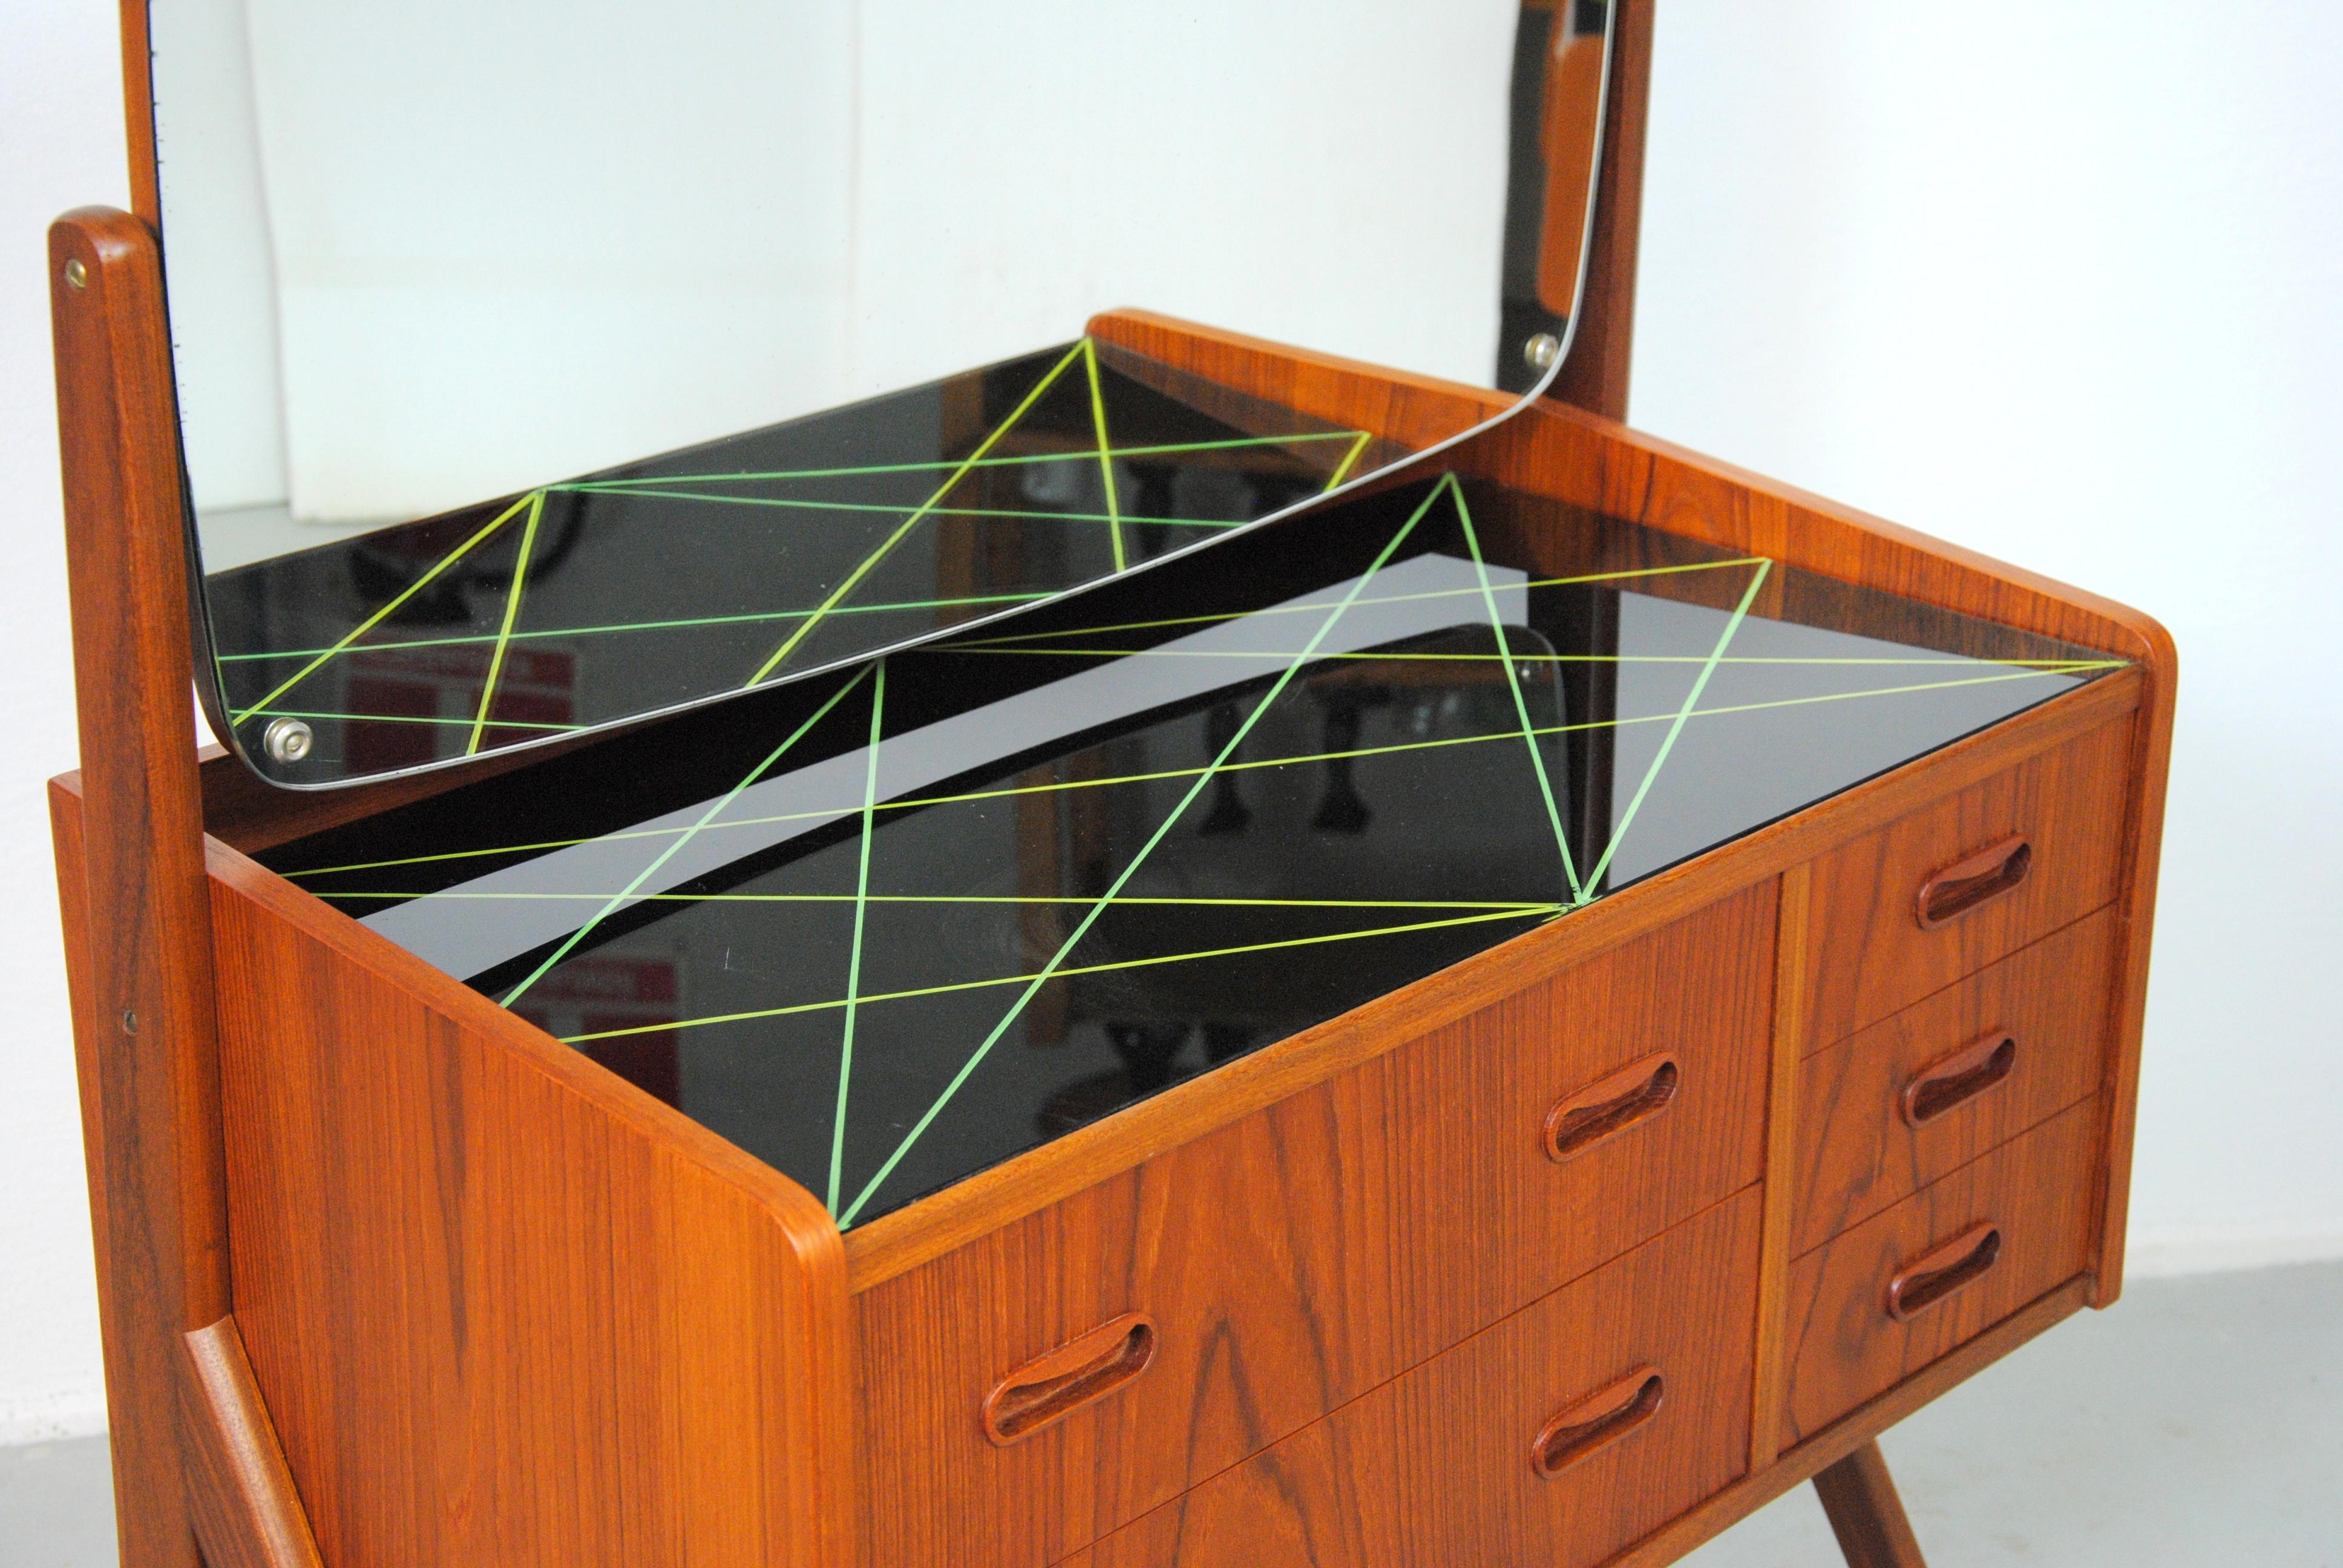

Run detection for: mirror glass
[[145, 0, 1613, 786]]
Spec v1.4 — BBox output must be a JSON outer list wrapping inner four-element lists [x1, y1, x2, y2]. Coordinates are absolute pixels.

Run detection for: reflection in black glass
[[209, 339, 1407, 783], [262, 471, 2123, 1227]]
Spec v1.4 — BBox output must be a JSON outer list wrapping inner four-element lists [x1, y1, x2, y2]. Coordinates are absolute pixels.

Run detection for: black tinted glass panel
[[261, 471, 2122, 1226]]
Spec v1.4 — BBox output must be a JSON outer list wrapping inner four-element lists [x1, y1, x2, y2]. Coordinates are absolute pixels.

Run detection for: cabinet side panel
[[207, 864, 853, 1568]]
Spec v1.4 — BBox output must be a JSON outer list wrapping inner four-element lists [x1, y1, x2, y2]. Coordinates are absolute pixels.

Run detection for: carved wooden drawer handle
[[1544, 1052, 1680, 1163], [1901, 1031, 2018, 1128], [1915, 835, 2032, 929], [1886, 1224, 2002, 1322], [1531, 1365, 1664, 1478], [981, 1313, 1156, 1446]]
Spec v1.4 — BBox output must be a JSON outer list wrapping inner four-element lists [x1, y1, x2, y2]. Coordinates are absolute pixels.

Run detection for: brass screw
[[1524, 332, 1562, 371], [64, 258, 88, 290]]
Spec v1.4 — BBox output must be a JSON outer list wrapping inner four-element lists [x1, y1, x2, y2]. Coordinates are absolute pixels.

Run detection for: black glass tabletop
[[258, 468, 2123, 1227], [208, 338, 1407, 783]]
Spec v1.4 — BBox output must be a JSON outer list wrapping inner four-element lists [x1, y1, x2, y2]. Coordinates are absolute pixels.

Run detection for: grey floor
[[2, 1261, 2335, 1567]]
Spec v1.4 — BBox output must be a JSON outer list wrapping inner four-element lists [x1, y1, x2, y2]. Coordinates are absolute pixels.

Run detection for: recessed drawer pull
[[1544, 1052, 1680, 1163], [981, 1313, 1156, 1446], [1530, 1365, 1665, 1478], [1915, 835, 2033, 929], [1901, 1031, 2019, 1128], [1886, 1224, 2002, 1322]]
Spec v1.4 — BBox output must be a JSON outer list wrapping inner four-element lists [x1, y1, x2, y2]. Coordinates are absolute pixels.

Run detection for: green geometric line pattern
[[238, 708, 583, 733], [467, 489, 545, 756], [1324, 430, 1373, 491], [220, 350, 1380, 754], [543, 489, 1249, 531], [549, 431, 1365, 491], [560, 906, 1556, 1045], [834, 478, 1450, 1226], [284, 668, 2086, 883], [1452, 477, 1582, 903], [934, 647, 2123, 669], [1081, 339, 1127, 571], [217, 591, 1061, 664], [828, 659, 888, 1215], [230, 488, 540, 725], [741, 341, 1092, 688], [499, 664, 874, 1008], [1582, 557, 1772, 897], [941, 558, 1773, 648], [315, 892, 1563, 910]]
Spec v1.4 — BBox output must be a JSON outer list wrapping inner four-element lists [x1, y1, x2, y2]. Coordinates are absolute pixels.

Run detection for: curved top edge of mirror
[[136, 0, 1616, 789]]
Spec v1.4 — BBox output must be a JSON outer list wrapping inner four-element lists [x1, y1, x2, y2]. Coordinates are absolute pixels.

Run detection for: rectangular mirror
[[142, 0, 1614, 786]]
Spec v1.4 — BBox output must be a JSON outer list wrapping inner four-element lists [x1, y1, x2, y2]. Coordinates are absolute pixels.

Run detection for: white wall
[[2, 0, 2336, 1444], [1633, 1, 2343, 1273], [156, 0, 1515, 529], [845, 0, 1516, 399], [147, 0, 288, 515], [0, 0, 127, 1446]]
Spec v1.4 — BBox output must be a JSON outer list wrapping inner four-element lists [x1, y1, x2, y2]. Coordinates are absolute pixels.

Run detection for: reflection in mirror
[[146, 0, 1613, 786]]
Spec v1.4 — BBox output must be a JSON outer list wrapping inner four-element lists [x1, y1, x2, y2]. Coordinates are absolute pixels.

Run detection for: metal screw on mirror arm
[[263, 716, 315, 764], [1523, 333, 1562, 371], [64, 258, 88, 290]]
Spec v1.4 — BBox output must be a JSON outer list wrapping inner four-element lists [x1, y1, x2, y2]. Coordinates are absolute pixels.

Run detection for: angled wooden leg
[[1812, 1439, 1928, 1568]]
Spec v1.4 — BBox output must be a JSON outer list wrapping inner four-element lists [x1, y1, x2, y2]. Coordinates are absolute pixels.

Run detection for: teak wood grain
[[175, 1316, 324, 1568], [1811, 1440, 1928, 1568], [201, 844, 856, 1568], [1607, 1275, 2089, 1568], [48, 207, 227, 1568], [53, 41, 2171, 1553], [1089, 302, 2176, 1303], [846, 661, 2141, 1293], [1795, 910, 2119, 1253], [1061, 1188, 1761, 1568], [1085, 310, 2164, 668], [852, 887, 1773, 1568], [1749, 864, 1813, 1474], [1800, 721, 2131, 1047], [1781, 1098, 2102, 1447]]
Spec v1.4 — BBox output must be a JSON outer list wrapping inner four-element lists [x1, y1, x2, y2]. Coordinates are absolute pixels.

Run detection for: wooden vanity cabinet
[[47, 14, 2172, 1563], [53, 633, 2161, 1568]]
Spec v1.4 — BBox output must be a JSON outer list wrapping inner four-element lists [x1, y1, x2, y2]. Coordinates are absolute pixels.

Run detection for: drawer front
[[1794, 909, 2117, 1253], [853, 886, 1773, 1568], [1069, 1188, 1763, 1568], [1782, 1098, 2101, 1446], [1803, 719, 2131, 1044]]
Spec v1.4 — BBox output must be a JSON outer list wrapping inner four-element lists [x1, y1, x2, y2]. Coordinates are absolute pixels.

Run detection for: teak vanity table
[[49, 5, 2173, 1568]]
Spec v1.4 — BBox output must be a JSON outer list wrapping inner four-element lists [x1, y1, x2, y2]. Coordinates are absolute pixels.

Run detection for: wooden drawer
[[1802, 719, 2130, 1044], [1781, 1098, 2101, 1446], [1067, 1187, 1762, 1568], [853, 886, 1774, 1568], [1794, 909, 2117, 1253]]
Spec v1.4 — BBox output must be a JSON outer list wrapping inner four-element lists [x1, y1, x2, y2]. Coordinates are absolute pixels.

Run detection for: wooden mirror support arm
[[49, 206, 322, 1568], [1544, 0, 1653, 422], [178, 1318, 325, 1568]]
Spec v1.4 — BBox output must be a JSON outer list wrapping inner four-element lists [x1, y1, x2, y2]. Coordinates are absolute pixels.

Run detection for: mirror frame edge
[[1543, 0, 1653, 423]]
